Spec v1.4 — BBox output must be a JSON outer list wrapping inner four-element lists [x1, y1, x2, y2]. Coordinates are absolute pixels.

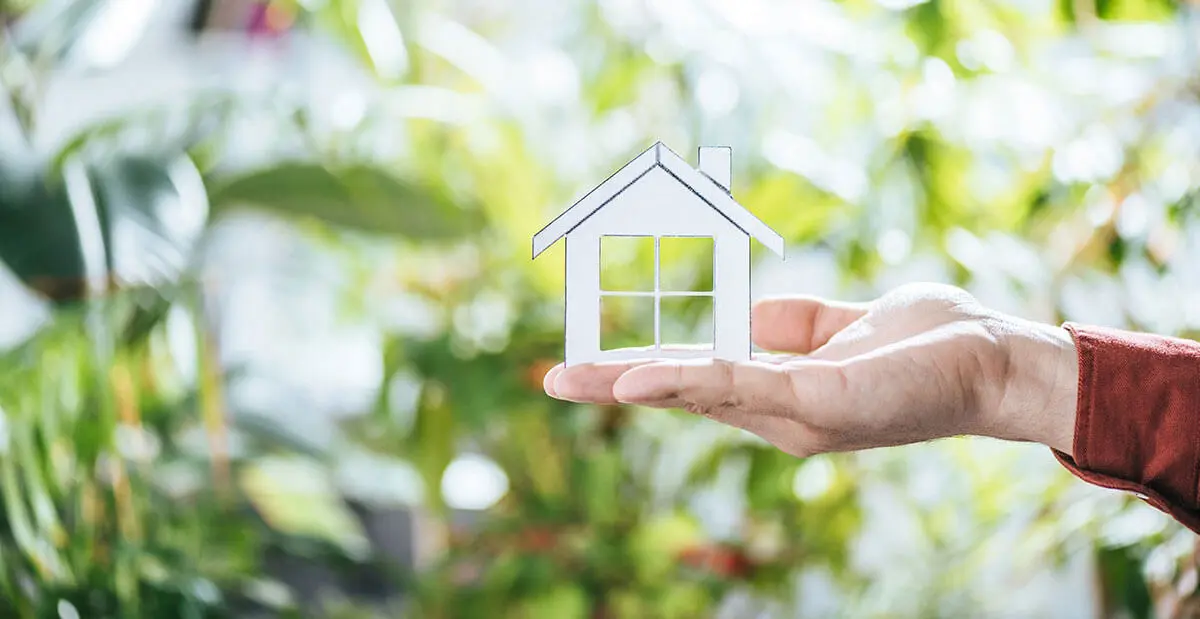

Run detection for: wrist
[[990, 319, 1080, 455]]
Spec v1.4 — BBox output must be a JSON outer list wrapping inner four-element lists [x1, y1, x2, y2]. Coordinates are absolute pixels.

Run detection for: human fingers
[[545, 353, 795, 401], [611, 359, 801, 417], [612, 359, 829, 455], [613, 356, 880, 425], [626, 393, 826, 457], [551, 360, 660, 403], [751, 296, 868, 354], [543, 363, 565, 397]]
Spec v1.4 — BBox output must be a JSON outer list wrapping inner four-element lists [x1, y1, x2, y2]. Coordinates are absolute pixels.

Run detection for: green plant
[[1, 0, 1199, 617]]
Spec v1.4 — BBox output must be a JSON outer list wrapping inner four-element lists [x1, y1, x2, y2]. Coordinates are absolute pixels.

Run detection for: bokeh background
[[1, 0, 1199, 617]]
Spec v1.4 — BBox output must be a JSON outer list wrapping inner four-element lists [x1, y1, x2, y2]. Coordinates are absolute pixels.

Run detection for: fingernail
[[552, 373, 578, 402]]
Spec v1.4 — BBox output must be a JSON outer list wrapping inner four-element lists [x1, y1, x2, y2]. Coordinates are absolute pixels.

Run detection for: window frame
[[599, 235, 714, 351]]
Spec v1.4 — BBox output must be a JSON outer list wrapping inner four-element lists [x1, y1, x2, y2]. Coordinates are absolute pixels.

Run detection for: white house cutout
[[533, 142, 785, 366]]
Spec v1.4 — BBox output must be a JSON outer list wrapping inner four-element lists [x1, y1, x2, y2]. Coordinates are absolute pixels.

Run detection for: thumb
[[752, 296, 868, 354]]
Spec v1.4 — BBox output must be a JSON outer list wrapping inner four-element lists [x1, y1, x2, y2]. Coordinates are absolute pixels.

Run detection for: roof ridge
[[531, 143, 785, 258]]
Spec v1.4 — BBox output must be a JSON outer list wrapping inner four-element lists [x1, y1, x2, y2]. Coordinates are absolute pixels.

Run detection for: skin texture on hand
[[544, 283, 1079, 458]]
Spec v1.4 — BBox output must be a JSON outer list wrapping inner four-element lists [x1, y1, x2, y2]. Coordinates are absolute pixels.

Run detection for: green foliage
[[1097, 545, 1154, 619], [1, 0, 1198, 616], [208, 163, 482, 240], [0, 160, 82, 298], [0, 153, 206, 301]]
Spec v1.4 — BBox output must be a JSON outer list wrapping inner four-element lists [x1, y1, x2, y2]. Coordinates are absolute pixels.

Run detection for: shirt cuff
[[1052, 323, 1200, 534]]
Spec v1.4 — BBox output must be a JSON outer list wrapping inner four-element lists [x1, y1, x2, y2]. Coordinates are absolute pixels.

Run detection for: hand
[[544, 283, 1078, 457]]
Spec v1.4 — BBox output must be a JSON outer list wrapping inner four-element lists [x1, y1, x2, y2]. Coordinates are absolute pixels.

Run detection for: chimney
[[698, 146, 732, 192]]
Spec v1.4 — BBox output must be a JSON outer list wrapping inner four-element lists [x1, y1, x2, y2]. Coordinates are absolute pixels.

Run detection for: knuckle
[[684, 401, 719, 418], [671, 362, 685, 392], [882, 282, 977, 313], [779, 428, 834, 459], [711, 360, 740, 408], [809, 302, 831, 351], [831, 363, 852, 394], [805, 431, 837, 454], [786, 362, 851, 400], [715, 359, 736, 389]]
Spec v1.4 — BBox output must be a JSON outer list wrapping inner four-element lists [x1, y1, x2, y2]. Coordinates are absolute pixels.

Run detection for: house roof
[[532, 142, 785, 258]]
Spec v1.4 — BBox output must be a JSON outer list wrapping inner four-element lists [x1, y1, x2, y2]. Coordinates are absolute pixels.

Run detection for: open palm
[[545, 283, 1077, 457]]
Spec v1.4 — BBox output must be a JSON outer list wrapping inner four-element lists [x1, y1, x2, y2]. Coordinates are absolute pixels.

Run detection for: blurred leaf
[[119, 287, 174, 346], [1094, 0, 1178, 20], [740, 172, 844, 242], [905, 0, 952, 60], [50, 93, 238, 176], [0, 159, 86, 301], [1097, 546, 1153, 619], [627, 513, 703, 583], [6, 0, 109, 61], [515, 412, 568, 504], [582, 49, 656, 115], [606, 589, 652, 618], [239, 456, 370, 559], [660, 582, 710, 619], [232, 413, 331, 462], [408, 337, 529, 430], [463, 125, 558, 269], [207, 163, 482, 240], [298, 0, 373, 74], [745, 447, 800, 512], [684, 443, 734, 489], [0, 154, 207, 301], [412, 395, 455, 513], [89, 155, 210, 287], [582, 448, 621, 526], [508, 584, 588, 619]]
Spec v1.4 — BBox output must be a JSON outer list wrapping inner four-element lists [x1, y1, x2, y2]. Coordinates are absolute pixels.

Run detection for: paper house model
[[533, 142, 784, 366]]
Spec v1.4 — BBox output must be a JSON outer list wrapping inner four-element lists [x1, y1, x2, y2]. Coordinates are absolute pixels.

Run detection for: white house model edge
[[533, 142, 785, 366]]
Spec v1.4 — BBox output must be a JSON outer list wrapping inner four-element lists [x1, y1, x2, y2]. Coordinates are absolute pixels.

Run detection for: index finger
[[549, 360, 658, 403], [611, 358, 801, 418], [547, 353, 795, 404], [610, 357, 860, 422]]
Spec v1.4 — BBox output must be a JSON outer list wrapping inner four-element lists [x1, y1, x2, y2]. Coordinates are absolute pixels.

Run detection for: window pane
[[600, 295, 655, 351], [659, 295, 714, 349], [601, 236, 654, 291], [659, 236, 713, 292]]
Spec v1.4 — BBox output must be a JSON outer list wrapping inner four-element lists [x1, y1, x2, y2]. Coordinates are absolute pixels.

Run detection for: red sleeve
[[1053, 323, 1200, 533]]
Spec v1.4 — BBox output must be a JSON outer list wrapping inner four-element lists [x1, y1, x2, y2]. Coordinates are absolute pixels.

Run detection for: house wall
[[564, 166, 750, 364]]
